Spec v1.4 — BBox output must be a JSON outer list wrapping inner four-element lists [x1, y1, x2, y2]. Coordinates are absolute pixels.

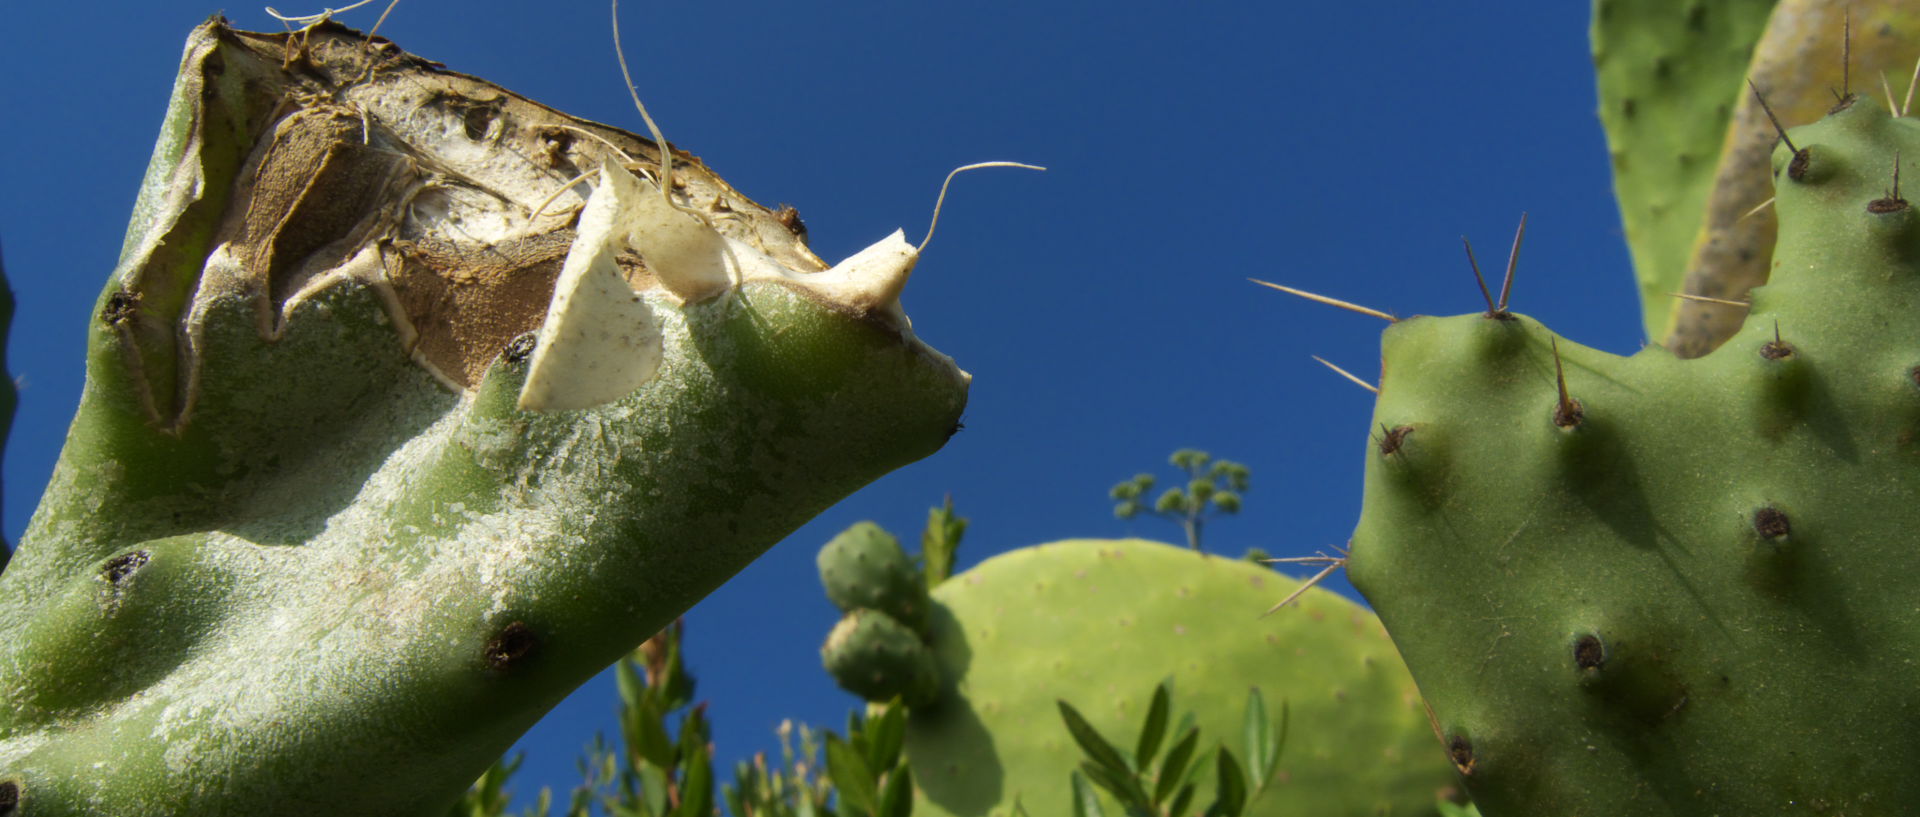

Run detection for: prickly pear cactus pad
[[0, 18, 968, 817], [826, 538, 1457, 817], [1593, 0, 1776, 345], [1348, 97, 1920, 814]]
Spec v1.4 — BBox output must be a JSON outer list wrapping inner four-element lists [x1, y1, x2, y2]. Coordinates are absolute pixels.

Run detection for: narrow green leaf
[[825, 734, 879, 815], [865, 699, 908, 774], [877, 765, 913, 817], [1070, 771, 1107, 817], [671, 741, 713, 817], [617, 657, 646, 711], [1166, 783, 1195, 817], [1134, 683, 1171, 770], [723, 781, 747, 817], [660, 628, 694, 711], [637, 762, 670, 817], [1203, 748, 1247, 817], [632, 698, 675, 770], [1181, 746, 1215, 789], [1268, 700, 1289, 794], [921, 496, 966, 588], [1078, 762, 1151, 814], [1057, 700, 1135, 777], [1241, 688, 1279, 794], [1153, 727, 1199, 806]]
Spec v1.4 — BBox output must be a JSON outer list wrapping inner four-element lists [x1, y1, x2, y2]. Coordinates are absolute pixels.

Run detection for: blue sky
[[0, 1, 1642, 808]]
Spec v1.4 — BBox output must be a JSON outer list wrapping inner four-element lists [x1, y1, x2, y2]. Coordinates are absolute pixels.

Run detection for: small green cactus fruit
[[1344, 96, 1920, 814], [0, 19, 975, 817], [820, 521, 933, 632], [823, 534, 1456, 817], [823, 609, 942, 708]]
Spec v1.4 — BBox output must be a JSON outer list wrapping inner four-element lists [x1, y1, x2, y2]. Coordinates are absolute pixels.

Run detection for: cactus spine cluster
[[0, 18, 968, 816]]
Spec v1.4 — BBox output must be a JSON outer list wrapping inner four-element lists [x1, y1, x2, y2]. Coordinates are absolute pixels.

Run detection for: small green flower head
[[1211, 460, 1250, 493], [1169, 449, 1211, 471]]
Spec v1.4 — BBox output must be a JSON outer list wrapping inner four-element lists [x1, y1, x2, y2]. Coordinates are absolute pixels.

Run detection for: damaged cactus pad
[[0, 18, 968, 817], [1348, 95, 1920, 814]]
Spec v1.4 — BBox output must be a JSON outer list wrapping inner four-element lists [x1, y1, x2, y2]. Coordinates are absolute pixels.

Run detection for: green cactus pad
[[1666, 0, 1920, 356], [820, 521, 932, 632], [0, 19, 969, 817], [1594, 0, 1776, 343], [1349, 96, 1920, 814], [891, 539, 1455, 817], [822, 609, 942, 707]]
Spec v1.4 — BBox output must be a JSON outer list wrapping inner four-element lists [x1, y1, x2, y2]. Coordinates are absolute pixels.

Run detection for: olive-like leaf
[[1071, 771, 1108, 817], [1202, 747, 1248, 817], [1057, 700, 1134, 778], [1153, 727, 1200, 806], [865, 699, 908, 774], [826, 734, 879, 816], [1241, 688, 1281, 794], [878, 765, 913, 817], [1135, 683, 1172, 768]]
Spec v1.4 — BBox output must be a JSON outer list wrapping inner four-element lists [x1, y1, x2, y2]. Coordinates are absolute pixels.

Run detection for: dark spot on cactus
[[1868, 196, 1909, 214], [1552, 398, 1584, 429], [1685, 4, 1706, 31], [1753, 507, 1791, 540], [102, 551, 150, 584], [503, 332, 537, 364], [1787, 149, 1812, 182], [101, 291, 139, 325], [1761, 321, 1793, 360], [1621, 98, 1636, 119], [1445, 734, 1476, 776], [1908, 364, 1920, 389], [0, 779, 16, 814], [1378, 425, 1413, 456], [1828, 93, 1858, 116], [774, 205, 808, 242], [1573, 633, 1607, 671], [462, 103, 498, 141], [1653, 56, 1671, 80], [483, 621, 538, 671]]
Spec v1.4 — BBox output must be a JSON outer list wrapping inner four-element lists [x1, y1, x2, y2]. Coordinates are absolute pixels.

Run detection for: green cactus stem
[[0, 18, 972, 817], [1347, 96, 1920, 814]]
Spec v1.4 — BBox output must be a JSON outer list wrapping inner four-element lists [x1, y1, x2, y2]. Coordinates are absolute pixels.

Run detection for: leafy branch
[[1055, 682, 1284, 817], [1111, 450, 1250, 550]]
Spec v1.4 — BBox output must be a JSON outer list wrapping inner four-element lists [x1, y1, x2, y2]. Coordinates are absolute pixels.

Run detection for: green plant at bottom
[[1054, 681, 1274, 817], [817, 506, 1457, 817], [453, 619, 913, 817]]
